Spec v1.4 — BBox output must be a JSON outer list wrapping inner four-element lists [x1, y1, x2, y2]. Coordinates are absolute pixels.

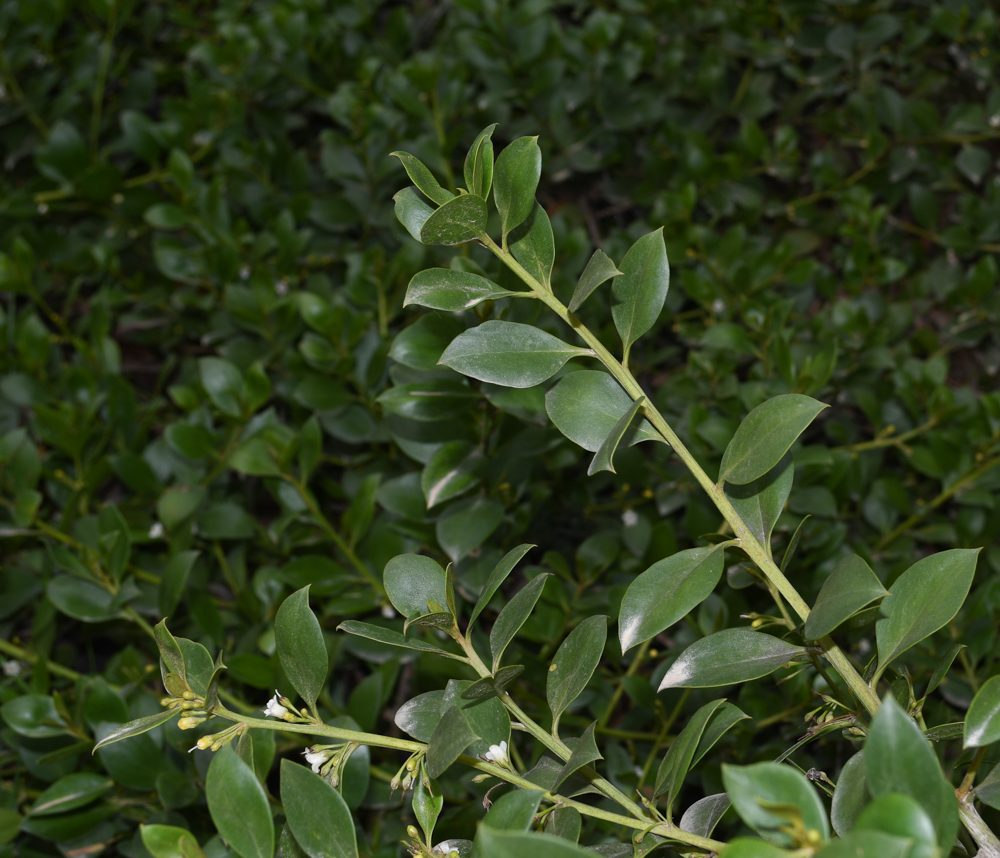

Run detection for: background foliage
[[1, 0, 1000, 855]]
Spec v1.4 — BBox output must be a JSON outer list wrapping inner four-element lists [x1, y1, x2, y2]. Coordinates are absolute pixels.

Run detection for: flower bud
[[406, 826, 419, 840]]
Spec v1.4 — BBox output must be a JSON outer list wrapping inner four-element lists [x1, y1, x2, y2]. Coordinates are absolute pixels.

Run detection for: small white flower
[[483, 740, 508, 766], [239, 266, 251, 280], [37, 203, 48, 215], [712, 298, 725, 315], [263, 690, 289, 719], [304, 747, 329, 773], [275, 279, 289, 296], [149, 522, 165, 539], [621, 509, 639, 528], [3, 660, 21, 677], [381, 604, 396, 619]]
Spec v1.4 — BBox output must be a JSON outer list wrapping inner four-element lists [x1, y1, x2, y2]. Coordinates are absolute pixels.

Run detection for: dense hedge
[[1, 0, 999, 855]]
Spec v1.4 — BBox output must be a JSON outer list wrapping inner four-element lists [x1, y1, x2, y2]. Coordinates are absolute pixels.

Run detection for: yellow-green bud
[[177, 716, 202, 730], [197, 736, 214, 750], [406, 826, 419, 839], [182, 691, 196, 700]]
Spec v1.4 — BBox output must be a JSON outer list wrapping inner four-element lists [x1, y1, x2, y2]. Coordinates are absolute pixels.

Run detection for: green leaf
[[30, 773, 113, 816], [725, 455, 793, 553], [391, 314, 466, 371], [383, 554, 448, 620], [865, 696, 958, 850], [337, 621, 464, 661], [611, 228, 669, 363], [830, 751, 867, 836], [876, 548, 980, 676], [154, 619, 186, 685], [395, 691, 445, 742], [491, 573, 550, 672], [394, 187, 435, 241], [47, 576, 115, 622], [804, 554, 888, 641], [462, 665, 524, 701], [679, 794, 730, 839], [436, 496, 506, 563], [421, 441, 486, 508], [92, 709, 181, 750], [545, 807, 582, 843], [722, 761, 829, 846], [98, 503, 131, 583], [975, 762, 1000, 811], [855, 794, 936, 854], [443, 679, 511, 758], [619, 545, 728, 654], [426, 705, 479, 778], [719, 838, 789, 857], [719, 395, 828, 486], [547, 615, 607, 727], [412, 777, 443, 845], [440, 321, 589, 389], [206, 745, 274, 858], [159, 550, 200, 617], [691, 702, 749, 768], [141, 825, 208, 858], [1, 695, 66, 738], [545, 371, 663, 451], [469, 544, 535, 631], [404, 269, 522, 311], [475, 829, 594, 858], [420, 194, 488, 245], [588, 396, 646, 476], [924, 643, 966, 698], [965, 675, 1000, 747], [658, 629, 805, 691], [481, 789, 544, 832], [391, 152, 454, 206], [814, 832, 914, 858], [275, 586, 328, 708], [230, 437, 282, 477], [654, 699, 725, 812], [568, 250, 622, 313], [280, 759, 357, 858], [493, 136, 541, 237], [510, 202, 554, 287], [464, 124, 497, 198], [199, 357, 245, 418], [552, 722, 602, 790]]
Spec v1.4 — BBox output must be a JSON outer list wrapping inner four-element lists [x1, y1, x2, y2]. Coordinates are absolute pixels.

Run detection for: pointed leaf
[[461, 665, 525, 701], [722, 762, 829, 846], [726, 455, 793, 552], [494, 137, 541, 237], [464, 124, 498, 198], [588, 397, 645, 476], [420, 195, 487, 245], [404, 269, 522, 311], [781, 514, 810, 573], [394, 187, 435, 242], [383, 554, 448, 620], [619, 545, 728, 654], [658, 629, 805, 691], [805, 555, 887, 640], [337, 621, 465, 661], [481, 790, 544, 832], [93, 709, 181, 751], [876, 548, 980, 674], [611, 229, 669, 362], [469, 544, 535, 631], [830, 751, 866, 836], [510, 202, 554, 287], [440, 321, 589, 389], [679, 794, 730, 839], [691, 702, 750, 768], [547, 616, 607, 725], [30, 773, 114, 816], [206, 746, 274, 858], [654, 699, 726, 809], [965, 675, 1000, 748], [395, 691, 444, 742], [443, 680, 511, 758], [154, 620, 186, 685], [421, 441, 486, 508], [568, 250, 622, 313], [546, 371, 662, 452], [426, 705, 479, 778], [391, 152, 454, 206], [280, 759, 357, 858], [552, 723, 602, 790], [719, 395, 828, 486], [855, 794, 936, 852], [491, 573, 551, 672], [475, 829, 594, 858], [925, 643, 966, 698], [412, 777, 443, 845], [275, 586, 328, 708]]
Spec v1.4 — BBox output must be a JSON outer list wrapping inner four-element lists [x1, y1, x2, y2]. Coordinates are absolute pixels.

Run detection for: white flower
[[275, 279, 289, 296], [239, 266, 251, 280], [3, 660, 20, 677], [263, 691, 289, 719], [483, 740, 508, 766], [304, 747, 329, 773], [621, 509, 639, 528], [149, 522, 164, 539], [381, 604, 396, 619]]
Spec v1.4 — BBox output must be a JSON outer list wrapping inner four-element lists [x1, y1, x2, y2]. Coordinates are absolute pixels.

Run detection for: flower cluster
[[262, 690, 311, 723], [301, 743, 358, 787], [161, 690, 209, 730], [483, 740, 509, 768]]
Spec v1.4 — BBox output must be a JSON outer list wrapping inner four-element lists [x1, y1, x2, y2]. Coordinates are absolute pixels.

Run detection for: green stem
[[480, 234, 882, 719], [0, 638, 80, 682]]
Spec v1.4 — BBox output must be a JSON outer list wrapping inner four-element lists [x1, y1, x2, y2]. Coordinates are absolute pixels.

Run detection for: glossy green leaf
[[442, 679, 511, 758], [588, 396, 645, 476], [719, 395, 828, 486], [412, 777, 443, 845], [855, 794, 936, 856], [620, 545, 728, 654], [420, 194, 487, 245], [876, 548, 979, 676], [394, 187, 435, 241], [464, 124, 497, 198], [866, 696, 958, 850], [391, 152, 454, 206], [726, 455, 793, 552], [154, 619, 186, 685], [475, 829, 593, 858], [47, 575, 115, 622], [679, 793, 730, 838], [481, 789, 544, 832], [206, 745, 274, 858], [394, 691, 445, 742], [440, 321, 589, 389], [230, 437, 282, 476], [422, 441, 486, 508], [391, 313, 466, 371], [92, 709, 181, 750], [658, 629, 805, 691], [19, 804, 114, 841], [436, 496, 505, 563], [337, 621, 464, 661], [462, 665, 524, 701], [965, 675, 1000, 747], [30, 773, 113, 816], [654, 699, 725, 811], [722, 761, 829, 846], [804, 554, 887, 641], [611, 228, 669, 362], [545, 371, 662, 451], [552, 722, 602, 790], [159, 550, 200, 617], [544, 806, 582, 843], [510, 202, 554, 287], [568, 249, 622, 313], [426, 705, 479, 778], [491, 573, 551, 672], [383, 554, 448, 620], [469, 544, 535, 631], [1, 695, 67, 738], [493, 136, 541, 237], [141, 825, 208, 858], [691, 702, 749, 768], [924, 643, 966, 698], [404, 269, 521, 311], [199, 357, 245, 418], [547, 615, 607, 727], [280, 759, 357, 858], [275, 586, 328, 708], [830, 751, 867, 836], [814, 831, 914, 858], [975, 762, 1000, 811]]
